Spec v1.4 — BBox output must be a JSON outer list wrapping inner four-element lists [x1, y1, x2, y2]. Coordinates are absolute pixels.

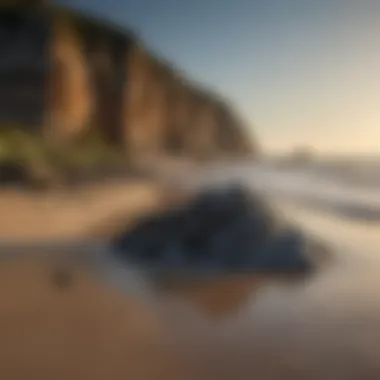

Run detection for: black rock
[[245, 229, 314, 273], [110, 184, 331, 275]]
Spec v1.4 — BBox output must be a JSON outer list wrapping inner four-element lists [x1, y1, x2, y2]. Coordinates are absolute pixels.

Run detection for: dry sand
[[0, 179, 185, 242]]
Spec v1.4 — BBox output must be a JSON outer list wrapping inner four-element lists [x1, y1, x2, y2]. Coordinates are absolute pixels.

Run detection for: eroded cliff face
[[0, 5, 257, 159], [124, 51, 173, 155], [215, 103, 256, 157], [167, 81, 197, 154], [46, 14, 94, 140], [0, 8, 49, 129], [49, 9, 132, 145]]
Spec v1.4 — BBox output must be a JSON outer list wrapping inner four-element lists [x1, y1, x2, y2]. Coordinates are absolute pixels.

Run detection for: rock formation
[[0, 3, 258, 159], [110, 184, 331, 277]]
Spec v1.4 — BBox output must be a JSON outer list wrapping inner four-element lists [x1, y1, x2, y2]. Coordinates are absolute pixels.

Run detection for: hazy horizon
[[57, 0, 380, 156]]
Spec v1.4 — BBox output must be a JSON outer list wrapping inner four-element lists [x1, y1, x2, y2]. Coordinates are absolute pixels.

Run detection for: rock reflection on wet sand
[[165, 261, 380, 380]]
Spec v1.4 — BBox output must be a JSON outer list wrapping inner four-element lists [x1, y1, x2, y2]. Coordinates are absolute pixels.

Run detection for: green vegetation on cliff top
[[0, 125, 129, 184]]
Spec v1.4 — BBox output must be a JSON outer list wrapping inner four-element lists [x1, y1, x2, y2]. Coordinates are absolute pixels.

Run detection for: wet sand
[[0, 258, 181, 380], [1, 248, 380, 379], [0, 256, 311, 380]]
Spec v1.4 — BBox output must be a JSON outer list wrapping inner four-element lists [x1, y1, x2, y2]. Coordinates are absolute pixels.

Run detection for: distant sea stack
[[0, 1, 258, 160]]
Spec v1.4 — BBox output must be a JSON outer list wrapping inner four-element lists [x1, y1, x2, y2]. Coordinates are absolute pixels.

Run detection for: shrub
[[0, 124, 129, 186]]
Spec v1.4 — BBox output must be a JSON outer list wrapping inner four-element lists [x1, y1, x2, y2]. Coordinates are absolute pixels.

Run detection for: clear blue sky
[[58, 0, 380, 155]]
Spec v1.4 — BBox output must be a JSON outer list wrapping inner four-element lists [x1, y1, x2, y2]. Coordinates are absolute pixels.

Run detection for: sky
[[58, 0, 380, 156]]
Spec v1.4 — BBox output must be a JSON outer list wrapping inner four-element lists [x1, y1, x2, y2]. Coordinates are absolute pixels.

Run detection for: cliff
[[0, 3, 258, 161]]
